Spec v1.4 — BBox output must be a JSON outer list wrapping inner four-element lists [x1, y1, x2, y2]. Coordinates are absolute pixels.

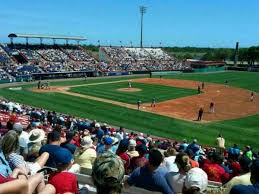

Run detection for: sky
[[0, 0, 259, 48]]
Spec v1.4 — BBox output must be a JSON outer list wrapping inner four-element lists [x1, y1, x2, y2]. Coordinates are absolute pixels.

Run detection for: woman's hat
[[81, 135, 93, 149], [28, 128, 45, 143]]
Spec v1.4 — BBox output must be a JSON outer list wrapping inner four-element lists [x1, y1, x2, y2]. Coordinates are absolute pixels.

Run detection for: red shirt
[[203, 162, 229, 183], [0, 175, 15, 184], [48, 172, 78, 194], [117, 152, 130, 170]]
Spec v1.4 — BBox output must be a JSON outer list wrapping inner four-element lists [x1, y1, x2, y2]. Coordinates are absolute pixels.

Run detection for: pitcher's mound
[[117, 88, 142, 92]]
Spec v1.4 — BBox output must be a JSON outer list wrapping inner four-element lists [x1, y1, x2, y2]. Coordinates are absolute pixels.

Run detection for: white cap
[[129, 139, 137, 147], [184, 168, 208, 193], [95, 123, 100, 128]]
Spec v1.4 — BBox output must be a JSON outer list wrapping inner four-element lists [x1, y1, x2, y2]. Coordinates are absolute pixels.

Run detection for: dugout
[[32, 71, 96, 80]]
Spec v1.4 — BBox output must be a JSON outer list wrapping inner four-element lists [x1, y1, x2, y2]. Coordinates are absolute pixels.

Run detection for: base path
[[31, 78, 259, 123], [133, 78, 259, 122]]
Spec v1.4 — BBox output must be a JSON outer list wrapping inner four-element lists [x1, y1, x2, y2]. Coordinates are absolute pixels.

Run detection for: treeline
[[164, 46, 259, 64], [81, 45, 259, 65]]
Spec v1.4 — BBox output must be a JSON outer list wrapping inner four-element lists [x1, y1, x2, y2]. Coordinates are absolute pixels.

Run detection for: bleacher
[[100, 46, 191, 72]]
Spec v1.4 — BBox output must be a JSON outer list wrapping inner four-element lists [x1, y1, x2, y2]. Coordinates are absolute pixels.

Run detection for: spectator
[[179, 139, 189, 152], [230, 158, 259, 194], [116, 139, 130, 173], [182, 167, 208, 194], [186, 139, 200, 157], [60, 131, 77, 154], [223, 155, 252, 193], [13, 122, 29, 156], [166, 152, 192, 193], [216, 134, 225, 154], [203, 152, 230, 183], [125, 149, 173, 194], [244, 146, 253, 161], [75, 135, 97, 174], [39, 130, 71, 168], [130, 144, 148, 171], [0, 147, 55, 194], [92, 152, 125, 194], [228, 144, 240, 159], [27, 128, 46, 162], [163, 147, 178, 173], [48, 148, 79, 194], [127, 139, 139, 158], [1, 130, 49, 175]]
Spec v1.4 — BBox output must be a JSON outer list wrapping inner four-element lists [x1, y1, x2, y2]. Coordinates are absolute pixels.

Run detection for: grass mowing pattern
[[164, 71, 259, 92], [70, 82, 197, 104], [0, 72, 259, 149]]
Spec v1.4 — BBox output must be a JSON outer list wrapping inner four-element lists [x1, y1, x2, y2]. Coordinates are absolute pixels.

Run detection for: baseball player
[[250, 92, 255, 102], [38, 80, 41, 89], [197, 85, 201, 94], [197, 107, 204, 121], [128, 80, 132, 88], [201, 82, 205, 89], [209, 102, 215, 113], [137, 99, 141, 110], [151, 97, 156, 107]]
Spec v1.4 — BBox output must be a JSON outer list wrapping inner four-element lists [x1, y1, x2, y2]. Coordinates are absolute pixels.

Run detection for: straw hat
[[28, 128, 45, 143]]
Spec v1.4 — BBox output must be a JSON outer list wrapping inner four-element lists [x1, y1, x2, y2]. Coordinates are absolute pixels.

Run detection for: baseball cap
[[13, 123, 23, 133], [184, 167, 208, 193], [95, 123, 100, 128], [81, 135, 93, 149], [129, 139, 137, 147], [92, 152, 125, 187], [104, 137, 113, 145], [55, 148, 73, 165]]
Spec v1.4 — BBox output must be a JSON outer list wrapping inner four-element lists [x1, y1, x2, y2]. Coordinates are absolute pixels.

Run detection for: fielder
[[250, 91, 255, 102], [151, 97, 156, 107], [209, 102, 215, 113], [128, 80, 132, 88], [137, 99, 141, 110]]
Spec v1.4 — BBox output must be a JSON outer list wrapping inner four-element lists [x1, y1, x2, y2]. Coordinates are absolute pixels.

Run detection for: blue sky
[[0, 0, 258, 48]]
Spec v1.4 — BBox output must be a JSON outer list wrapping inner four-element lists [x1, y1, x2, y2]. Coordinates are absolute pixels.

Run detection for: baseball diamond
[[0, 71, 259, 148]]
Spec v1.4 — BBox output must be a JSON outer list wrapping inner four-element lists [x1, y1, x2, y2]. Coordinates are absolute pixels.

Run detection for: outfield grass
[[164, 71, 259, 92], [0, 72, 259, 149], [70, 82, 197, 104]]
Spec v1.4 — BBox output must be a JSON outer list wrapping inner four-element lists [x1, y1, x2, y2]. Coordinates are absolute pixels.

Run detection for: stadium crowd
[[0, 44, 98, 77], [100, 47, 191, 72], [0, 43, 192, 79], [0, 99, 258, 194]]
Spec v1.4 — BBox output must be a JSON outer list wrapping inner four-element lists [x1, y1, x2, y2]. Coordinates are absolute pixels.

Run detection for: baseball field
[[1, 71, 259, 149]]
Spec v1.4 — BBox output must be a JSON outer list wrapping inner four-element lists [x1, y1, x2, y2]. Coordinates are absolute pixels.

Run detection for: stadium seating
[[100, 46, 191, 72]]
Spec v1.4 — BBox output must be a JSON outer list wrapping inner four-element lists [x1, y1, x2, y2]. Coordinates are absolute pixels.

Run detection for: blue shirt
[[230, 183, 259, 194], [39, 144, 69, 168], [127, 165, 174, 194], [0, 151, 12, 178]]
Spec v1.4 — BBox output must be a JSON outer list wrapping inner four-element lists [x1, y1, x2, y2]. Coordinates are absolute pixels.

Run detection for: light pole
[[139, 6, 147, 48]]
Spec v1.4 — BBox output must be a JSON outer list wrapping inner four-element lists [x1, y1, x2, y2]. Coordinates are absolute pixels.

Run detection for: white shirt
[[166, 172, 186, 193], [19, 131, 29, 148], [164, 156, 179, 172]]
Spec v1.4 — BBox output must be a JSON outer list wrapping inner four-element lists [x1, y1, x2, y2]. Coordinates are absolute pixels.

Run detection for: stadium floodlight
[[139, 6, 147, 48]]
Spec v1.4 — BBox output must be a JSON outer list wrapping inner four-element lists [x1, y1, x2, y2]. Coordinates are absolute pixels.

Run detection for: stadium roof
[[8, 33, 86, 41]]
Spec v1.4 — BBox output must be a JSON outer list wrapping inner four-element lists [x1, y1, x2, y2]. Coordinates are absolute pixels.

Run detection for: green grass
[[70, 82, 197, 104], [1, 71, 259, 149], [163, 71, 259, 92]]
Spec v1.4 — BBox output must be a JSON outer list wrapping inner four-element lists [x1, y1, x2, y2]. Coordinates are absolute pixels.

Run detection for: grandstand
[[0, 33, 192, 81], [99, 46, 191, 72]]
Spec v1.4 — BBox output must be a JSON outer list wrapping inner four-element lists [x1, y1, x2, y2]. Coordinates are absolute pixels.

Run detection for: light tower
[[139, 6, 147, 48]]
